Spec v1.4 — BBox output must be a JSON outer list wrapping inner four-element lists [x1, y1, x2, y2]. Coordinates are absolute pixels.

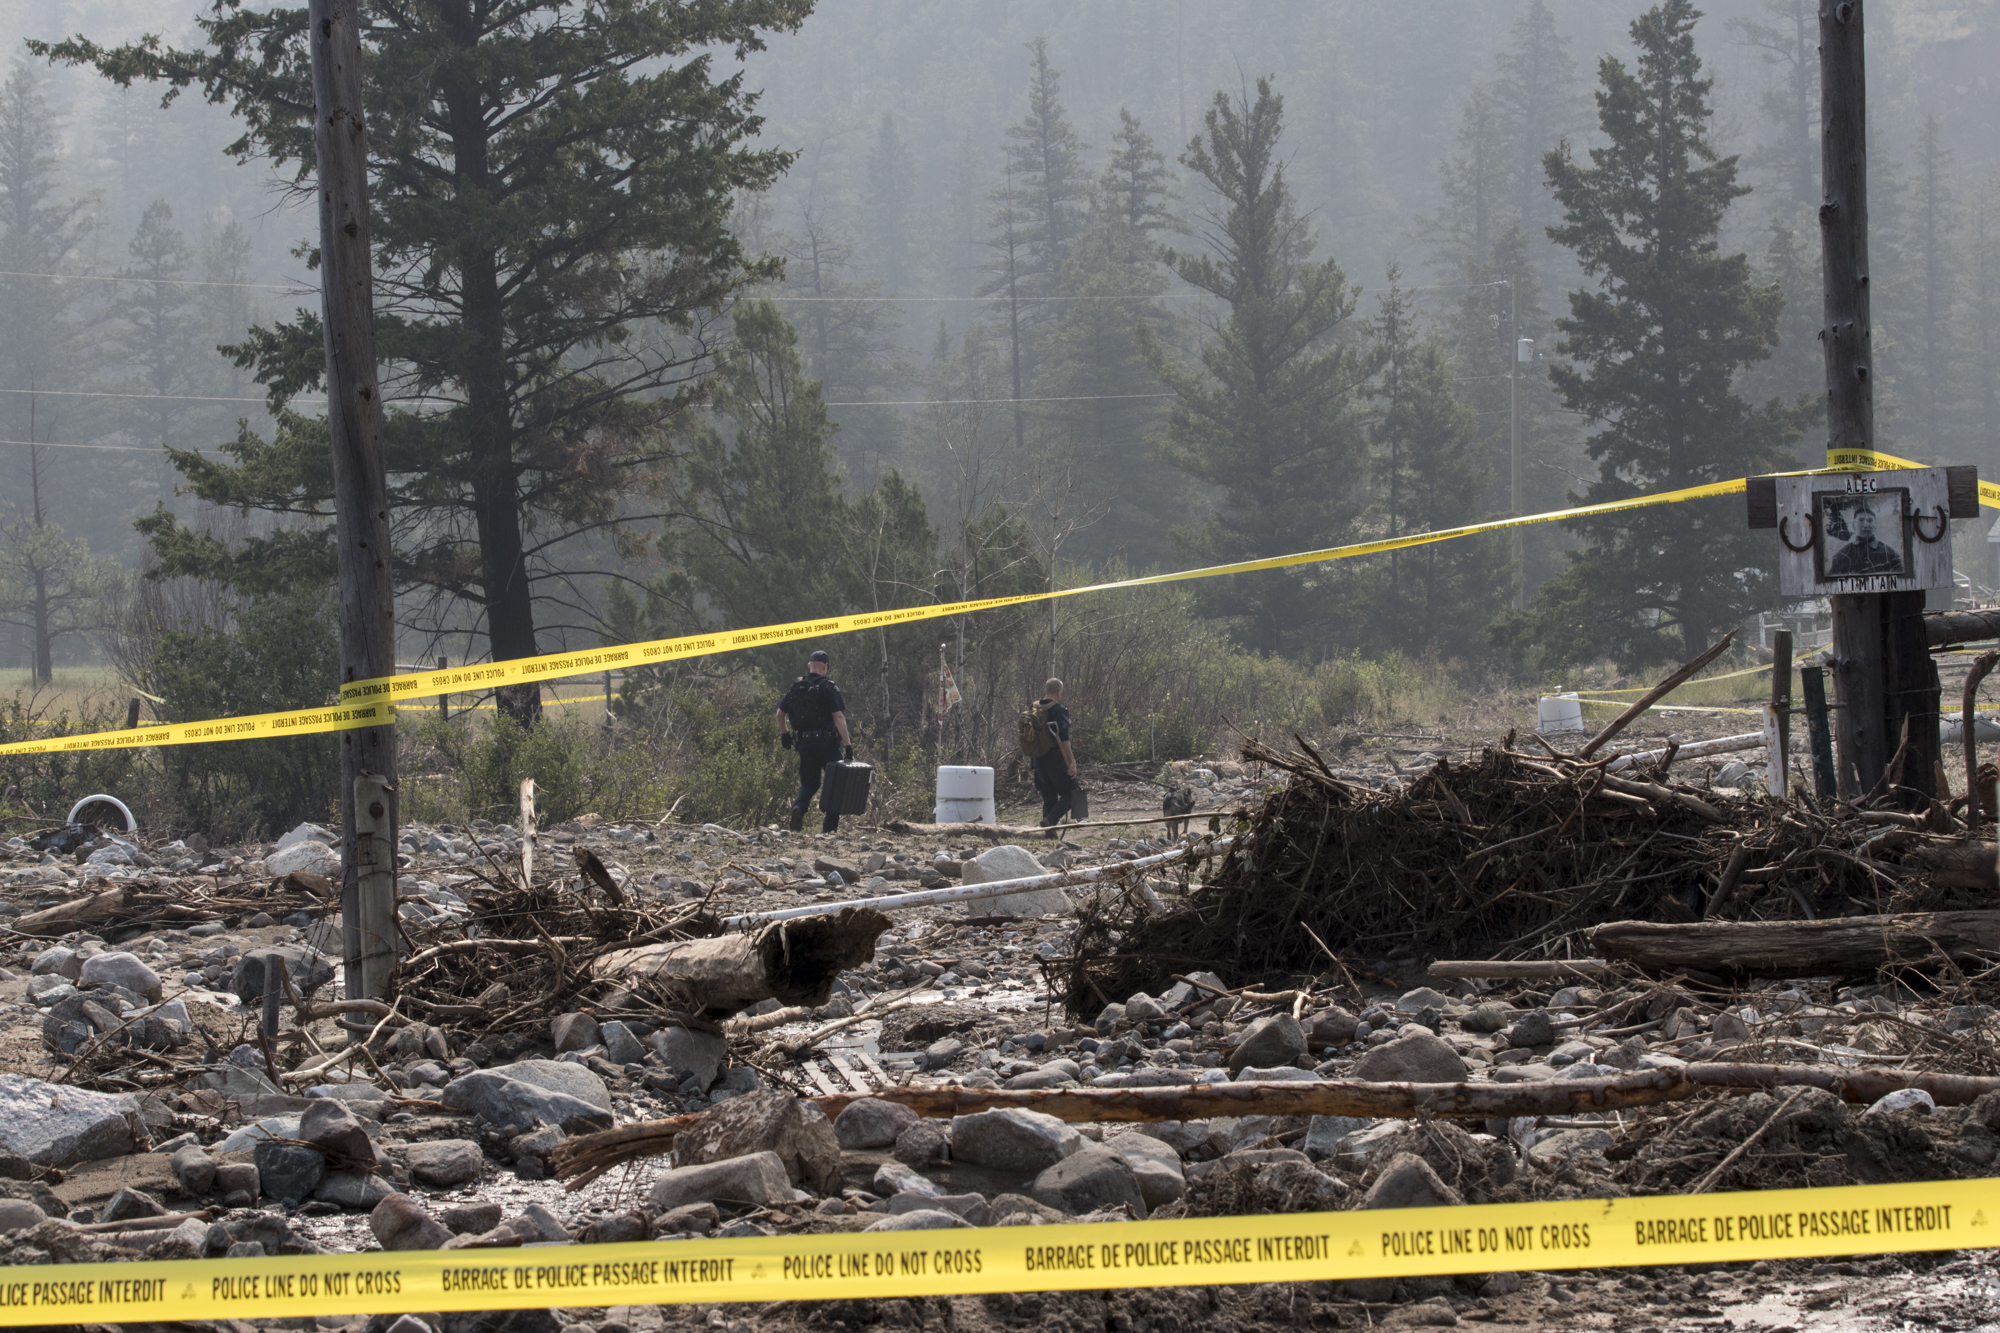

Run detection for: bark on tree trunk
[[1589, 910, 2000, 975]]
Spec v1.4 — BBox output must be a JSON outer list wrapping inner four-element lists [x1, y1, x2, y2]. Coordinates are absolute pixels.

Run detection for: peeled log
[[593, 905, 890, 1017], [1898, 841, 1999, 890], [1590, 911, 2000, 976]]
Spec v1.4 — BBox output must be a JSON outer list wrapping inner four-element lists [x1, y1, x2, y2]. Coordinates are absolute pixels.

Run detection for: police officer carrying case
[[820, 758, 874, 816]]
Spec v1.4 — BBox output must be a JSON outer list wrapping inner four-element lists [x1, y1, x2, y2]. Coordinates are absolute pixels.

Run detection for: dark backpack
[[1017, 699, 1059, 758], [783, 675, 837, 730]]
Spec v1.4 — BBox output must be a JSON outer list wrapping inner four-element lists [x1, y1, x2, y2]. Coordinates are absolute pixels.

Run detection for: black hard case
[[820, 759, 874, 815]]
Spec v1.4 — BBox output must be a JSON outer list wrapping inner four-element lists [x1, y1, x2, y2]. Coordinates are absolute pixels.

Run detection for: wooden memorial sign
[[1747, 466, 1972, 597]]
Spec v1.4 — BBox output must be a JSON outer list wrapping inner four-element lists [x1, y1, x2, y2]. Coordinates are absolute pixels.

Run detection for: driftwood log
[[1898, 840, 1999, 890], [1590, 910, 2000, 975], [1427, 959, 1616, 980], [593, 905, 891, 1017], [548, 1064, 2000, 1189]]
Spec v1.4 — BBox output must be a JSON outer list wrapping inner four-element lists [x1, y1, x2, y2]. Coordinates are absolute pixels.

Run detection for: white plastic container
[[1536, 693, 1584, 734], [934, 765, 996, 824]]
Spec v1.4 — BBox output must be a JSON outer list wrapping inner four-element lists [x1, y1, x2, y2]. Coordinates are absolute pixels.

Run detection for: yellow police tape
[[0, 1179, 1985, 1325], [0, 447, 1974, 760]]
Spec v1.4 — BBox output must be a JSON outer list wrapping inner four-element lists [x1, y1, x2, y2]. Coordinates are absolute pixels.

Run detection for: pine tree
[[865, 112, 916, 292], [1905, 114, 1959, 457], [43, 0, 811, 725], [1726, 0, 1819, 220], [778, 210, 904, 487], [1966, 171, 2000, 492], [1490, 0, 1588, 264], [1141, 78, 1378, 656], [1517, 0, 1809, 665], [109, 201, 198, 491]]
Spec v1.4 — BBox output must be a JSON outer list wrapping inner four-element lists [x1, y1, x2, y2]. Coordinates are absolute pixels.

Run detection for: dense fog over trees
[[4, 0, 2000, 694]]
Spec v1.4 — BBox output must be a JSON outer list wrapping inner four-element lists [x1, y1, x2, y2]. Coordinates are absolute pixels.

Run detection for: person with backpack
[[776, 649, 852, 833], [1019, 677, 1079, 827]]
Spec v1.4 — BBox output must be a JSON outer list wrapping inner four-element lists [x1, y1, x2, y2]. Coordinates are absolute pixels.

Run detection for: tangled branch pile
[[1056, 735, 1981, 1012]]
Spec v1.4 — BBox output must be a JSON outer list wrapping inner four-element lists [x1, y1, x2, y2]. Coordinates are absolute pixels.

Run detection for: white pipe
[[721, 836, 1239, 926], [1605, 733, 1765, 772], [66, 794, 136, 833]]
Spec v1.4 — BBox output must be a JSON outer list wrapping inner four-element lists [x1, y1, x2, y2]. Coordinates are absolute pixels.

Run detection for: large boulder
[[651, 1026, 728, 1091], [647, 1151, 794, 1212], [299, 1098, 376, 1167], [1105, 1132, 1185, 1210], [439, 1072, 612, 1134], [1228, 1014, 1307, 1075], [0, 1075, 141, 1165], [371, 1194, 453, 1251], [266, 840, 340, 878], [1361, 1153, 1465, 1211], [78, 952, 162, 1004], [1028, 1144, 1147, 1217], [833, 1097, 919, 1149], [253, 1142, 324, 1205], [230, 947, 335, 1004], [404, 1140, 483, 1187], [948, 1108, 1080, 1174], [497, 1059, 611, 1112], [671, 1091, 840, 1193], [1351, 1032, 1469, 1084], [961, 845, 1069, 917]]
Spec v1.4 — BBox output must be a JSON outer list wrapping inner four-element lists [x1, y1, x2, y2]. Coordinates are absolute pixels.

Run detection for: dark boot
[[821, 813, 840, 834], [788, 806, 805, 833]]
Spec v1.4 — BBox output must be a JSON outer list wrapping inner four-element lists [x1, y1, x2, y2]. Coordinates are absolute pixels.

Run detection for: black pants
[[1032, 751, 1076, 827], [793, 733, 842, 832]]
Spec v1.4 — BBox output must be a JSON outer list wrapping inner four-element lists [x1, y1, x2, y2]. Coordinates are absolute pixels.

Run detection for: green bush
[[0, 695, 141, 825]]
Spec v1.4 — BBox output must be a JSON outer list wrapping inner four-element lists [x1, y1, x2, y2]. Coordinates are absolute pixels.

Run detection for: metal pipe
[[721, 836, 1239, 927]]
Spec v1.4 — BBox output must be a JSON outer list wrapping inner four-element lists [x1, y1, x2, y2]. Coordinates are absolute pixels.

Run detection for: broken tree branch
[[1590, 910, 2000, 975], [1579, 631, 1736, 759]]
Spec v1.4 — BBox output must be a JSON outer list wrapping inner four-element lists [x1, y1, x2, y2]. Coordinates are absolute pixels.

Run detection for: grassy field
[[0, 667, 135, 726]]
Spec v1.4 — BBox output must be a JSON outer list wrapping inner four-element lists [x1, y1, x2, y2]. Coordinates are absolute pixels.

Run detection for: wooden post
[[353, 774, 398, 1000], [311, 0, 397, 998], [438, 656, 448, 720], [519, 778, 538, 887], [1801, 664, 1838, 797], [1766, 629, 1793, 798]]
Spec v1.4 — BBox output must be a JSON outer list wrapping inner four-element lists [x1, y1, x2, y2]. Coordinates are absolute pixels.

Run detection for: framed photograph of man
[[1765, 466, 1960, 596], [1814, 487, 1910, 581]]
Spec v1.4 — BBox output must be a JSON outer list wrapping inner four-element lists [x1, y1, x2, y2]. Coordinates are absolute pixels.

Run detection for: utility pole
[[310, 0, 398, 999], [1819, 0, 1937, 804]]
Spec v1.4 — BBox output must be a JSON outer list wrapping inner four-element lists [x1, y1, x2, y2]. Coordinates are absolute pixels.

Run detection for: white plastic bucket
[[1536, 693, 1584, 734], [934, 765, 996, 824]]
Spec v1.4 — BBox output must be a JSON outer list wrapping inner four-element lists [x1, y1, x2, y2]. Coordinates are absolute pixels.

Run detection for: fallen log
[[1427, 959, 1616, 980], [887, 812, 1249, 840], [593, 905, 891, 1017], [1926, 607, 2000, 648], [549, 1063, 2000, 1189], [1897, 840, 1999, 890], [1590, 910, 2000, 975]]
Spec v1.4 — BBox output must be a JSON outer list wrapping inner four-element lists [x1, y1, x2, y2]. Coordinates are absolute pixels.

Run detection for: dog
[[1162, 786, 1196, 839]]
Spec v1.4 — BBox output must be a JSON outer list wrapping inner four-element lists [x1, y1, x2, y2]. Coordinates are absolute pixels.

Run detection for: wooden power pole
[[310, 0, 398, 999], [1820, 0, 1938, 805]]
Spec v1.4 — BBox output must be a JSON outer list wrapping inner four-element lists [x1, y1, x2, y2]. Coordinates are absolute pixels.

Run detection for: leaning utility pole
[[310, 0, 398, 998]]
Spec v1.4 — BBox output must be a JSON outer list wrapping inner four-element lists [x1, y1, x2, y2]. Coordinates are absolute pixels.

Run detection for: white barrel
[[1536, 693, 1584, 733], [934, 765, 996, 824]]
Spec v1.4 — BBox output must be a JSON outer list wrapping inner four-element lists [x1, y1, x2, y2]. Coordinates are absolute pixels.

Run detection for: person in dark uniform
[[775, 649, 852, 833], [1826, 504, 1903, 576], [1030, 677, 1079, 827]]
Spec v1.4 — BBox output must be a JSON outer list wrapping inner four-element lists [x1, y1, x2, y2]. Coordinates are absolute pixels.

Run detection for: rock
[[313, 1171, 395, 1210], [214, 1114, 302, 1154], [404, 1140, 484, 1187], [170, 1145, 216, 1196], [1866, 1088, 1936, 1115], [580, 1210, 650, 1245], [230, 947, 335, 1004], [214, 1162, 260, 1206], [100, 1187, 165, 1223], [647, 1150, 793, 1212], [502, 1059, 611, 1110], [253, 1142, 325, 1205], [1361, 1153, 1465, 1211], [833, 1097, 919, 1149], [916, 1037, 966, 1071], [962, 845, 1069, 916], [440, 1071, 612, 1134], [872, 1161, 940, 1198], [1124, 993, 1165, 1022], [892, 1120, 949, 1168], [0, 1199, 43, 1233], [1105, 1133, 1185, 1209], [1711, 1009, 1753, 1041], [670, 1091, 841, 1193], [1159, 971, 1226, 1011], [988, 1193, 1069, 1226], [31, 948, 81, 981], [1352, 1032, 1468, 1084], [549, 1013, 600, 1054], [78, 952, 162, 1003], [1228, 1015, 1307, 1075], [0, 1074, 141, 1165], [1092, 1004, 1126, 1034], [1528, 1129, 1615, 1161], [1461, 1002, 1514, 1034], [443, 1203, 505, 1235], [599, 1021, 646, 1066], [888, 1192, 988, 1225], [1308, 1007, 1359, 1047], [1503, 1007, 1556, 1049], [1302, 1115, 1370, 1161], [1397, 987, 1448, 1012], [275, 821, 335, 852], [1235, 1066, 1318, 1082], [651, 1026, 728, 1091], [948, 1108, 1082, 1174], [813, 856, 861, 881], [1029, 1143, 1147, 1218], [300, 1098, 376, 1167], [372, 1193, 454, 1251], [864, 1209, 972, 1231], [266, 840, 341, 878]]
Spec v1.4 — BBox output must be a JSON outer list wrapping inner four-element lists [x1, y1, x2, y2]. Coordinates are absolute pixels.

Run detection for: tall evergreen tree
[[1966, 171, 2000, 491], [109, 201, 198, 490], [777, 209, 903, 487], [1726, 0, 1819, 220], [1490, 0, 1588, 267], [1512, 0, 1809, 665], [43, 0, 811, 725], [1141, 78, 1379, 656], [864, 112, 915, 291], [1905, 114, 1960, 457]]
